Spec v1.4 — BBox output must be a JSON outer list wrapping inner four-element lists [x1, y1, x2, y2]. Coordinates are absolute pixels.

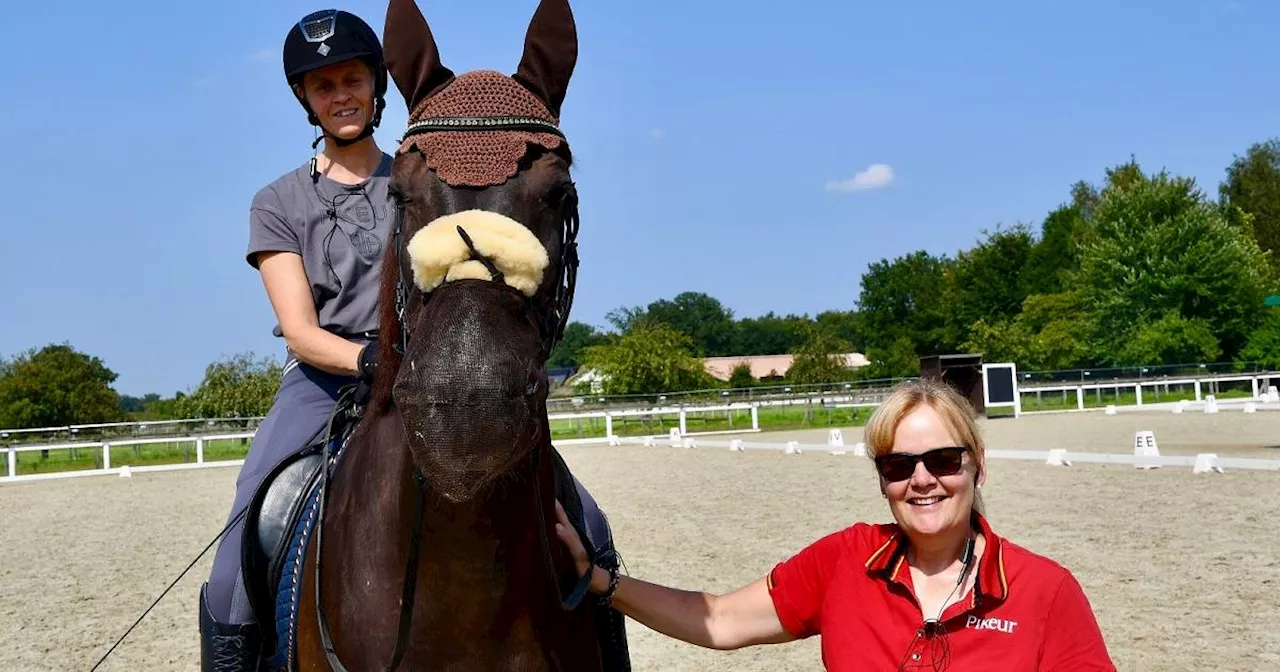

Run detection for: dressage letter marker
[[1133, 431, 1160, 469]]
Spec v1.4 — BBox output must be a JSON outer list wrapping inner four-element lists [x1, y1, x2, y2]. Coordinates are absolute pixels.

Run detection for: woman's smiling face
[[881, 403, 984, 539]]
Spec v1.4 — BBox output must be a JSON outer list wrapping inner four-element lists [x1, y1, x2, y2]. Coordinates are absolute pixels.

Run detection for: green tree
[[734, 313, 811, 355], [945, 224, 1035, 346], [962, 318, 1033, 367], [856, 251, 953, 356], [859, 335, 921, 379], [548, 321, 608, 369], [121, 392, 186, 420], [579, 323, 713, 395], [1070, 163, 1274, 362], [1237, 313, 1280, 370], [179, 353, 282, 418], [786, 327, 855, 385], [814, 310, 863, 350], [1018, 292, 1098, 370], [0, 343, 123, 428], [1021, 182, 1096, 296], [604, 305, 649, 333], [727, 362, 756, 388], [641, 291, 738, 356], [1116, 312, 1221, 366], [1220, 138, 1280, 272]]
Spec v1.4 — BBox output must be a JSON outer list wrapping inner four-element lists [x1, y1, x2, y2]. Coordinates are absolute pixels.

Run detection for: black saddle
[[241, 446, 325, 662]]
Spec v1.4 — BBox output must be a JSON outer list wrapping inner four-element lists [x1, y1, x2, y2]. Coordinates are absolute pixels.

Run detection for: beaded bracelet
[[600, 564, 621, 608]]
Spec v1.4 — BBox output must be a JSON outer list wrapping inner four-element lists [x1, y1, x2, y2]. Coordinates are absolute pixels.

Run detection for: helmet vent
[[299, 10, 337, 43]]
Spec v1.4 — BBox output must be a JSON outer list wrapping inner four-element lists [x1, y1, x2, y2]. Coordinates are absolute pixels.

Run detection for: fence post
[[751, 405, 759, 431], [1076, 387, 1084, 411], [103, 442, 111, 470], [7, 448, 14, 479], [1135, 384, 1143, 407], [678, 409, 688, 435], [604, 413, 613, 441], [1252, 377, 1259, 399], [1195, 380, 1202, 401], [196, 437, 205, 464]]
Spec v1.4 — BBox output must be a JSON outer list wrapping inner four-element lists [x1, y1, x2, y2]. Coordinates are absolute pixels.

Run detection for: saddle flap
[[258, 454, 324, 564], [241, 450, 324, 657]]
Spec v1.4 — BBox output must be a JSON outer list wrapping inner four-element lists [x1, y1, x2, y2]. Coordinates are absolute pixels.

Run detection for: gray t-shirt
[[246, 153, 395, 338]]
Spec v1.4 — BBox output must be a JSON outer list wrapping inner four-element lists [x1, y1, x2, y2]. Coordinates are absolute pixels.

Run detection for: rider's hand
[[357, 342, 378, 382], [554, 500, 606, 593]]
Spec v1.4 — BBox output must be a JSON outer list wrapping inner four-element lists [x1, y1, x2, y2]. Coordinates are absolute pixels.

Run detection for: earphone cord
[[896, 534, 976, 672], [311, 177, 379, 291]]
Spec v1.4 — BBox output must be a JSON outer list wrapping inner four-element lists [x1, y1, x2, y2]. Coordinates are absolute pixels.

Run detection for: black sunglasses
[[874, 446, 968, 482]]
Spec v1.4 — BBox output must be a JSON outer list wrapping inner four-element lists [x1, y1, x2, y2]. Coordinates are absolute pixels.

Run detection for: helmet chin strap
[[307, 97, 386, 180]]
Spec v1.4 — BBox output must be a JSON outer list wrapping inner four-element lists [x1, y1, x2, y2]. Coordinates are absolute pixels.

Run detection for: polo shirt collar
[[863, 511, 1009, 605]]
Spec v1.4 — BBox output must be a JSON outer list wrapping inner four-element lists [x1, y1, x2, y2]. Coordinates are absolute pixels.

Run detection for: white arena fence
[[7, 403, 1280, 484], [1017, 372, 1280, 415], [6, 367, 1280, 484], [601, 433, 1280, 473], [0, 404, 768, 484]]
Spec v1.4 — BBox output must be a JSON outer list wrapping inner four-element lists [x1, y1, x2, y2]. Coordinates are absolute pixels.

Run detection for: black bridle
[[311, 115, 587, 672]]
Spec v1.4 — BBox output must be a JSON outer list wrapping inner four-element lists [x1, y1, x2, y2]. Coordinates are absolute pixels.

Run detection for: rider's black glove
[[357, 342, 378, 382]]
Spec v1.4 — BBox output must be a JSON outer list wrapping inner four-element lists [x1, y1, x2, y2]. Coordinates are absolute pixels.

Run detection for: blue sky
[[2, 0, 1278, 396]]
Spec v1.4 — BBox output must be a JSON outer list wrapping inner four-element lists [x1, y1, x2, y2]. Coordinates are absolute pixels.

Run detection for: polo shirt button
[[912, 653, 921, 661]]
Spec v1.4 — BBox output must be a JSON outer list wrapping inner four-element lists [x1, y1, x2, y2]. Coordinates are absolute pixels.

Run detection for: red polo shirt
[[767, 513, 1115, 671]]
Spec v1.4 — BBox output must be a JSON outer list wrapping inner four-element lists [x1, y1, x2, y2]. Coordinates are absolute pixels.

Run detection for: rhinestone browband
[[401, 116, 564, 140]]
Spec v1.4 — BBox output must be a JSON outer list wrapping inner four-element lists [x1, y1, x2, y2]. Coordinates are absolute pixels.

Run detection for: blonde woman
[[555, 378, 1115, 671]]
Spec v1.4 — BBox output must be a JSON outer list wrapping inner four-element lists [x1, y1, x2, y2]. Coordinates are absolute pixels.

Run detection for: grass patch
[[10, 438, 252, 476], [549, 404, 877, 441]]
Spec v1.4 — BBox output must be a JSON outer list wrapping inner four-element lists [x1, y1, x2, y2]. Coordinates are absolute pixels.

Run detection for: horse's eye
[[543, 181, 571, 207]]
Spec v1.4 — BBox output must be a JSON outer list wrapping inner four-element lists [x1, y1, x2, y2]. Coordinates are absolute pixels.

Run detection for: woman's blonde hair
[[864, 378, 987, 511]]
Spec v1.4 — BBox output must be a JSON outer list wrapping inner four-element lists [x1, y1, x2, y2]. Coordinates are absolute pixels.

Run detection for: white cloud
[[649, 128, 664, 140], [250, 48, 275, 63], [825, 164, 895, 193]]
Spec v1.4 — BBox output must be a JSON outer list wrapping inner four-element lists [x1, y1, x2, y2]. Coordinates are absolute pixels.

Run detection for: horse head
[[373, 0, 580, 504]]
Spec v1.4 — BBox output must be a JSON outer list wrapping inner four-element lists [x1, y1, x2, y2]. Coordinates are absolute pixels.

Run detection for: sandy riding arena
[[3, 410, 1279, 671]]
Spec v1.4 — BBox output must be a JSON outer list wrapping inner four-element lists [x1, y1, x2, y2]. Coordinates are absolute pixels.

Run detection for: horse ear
[[384, 0, 455, 112], [512, 0, 578, 118]]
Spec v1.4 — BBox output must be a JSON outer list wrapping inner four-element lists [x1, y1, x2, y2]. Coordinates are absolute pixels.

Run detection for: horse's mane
[[369, 236, 405, 415]]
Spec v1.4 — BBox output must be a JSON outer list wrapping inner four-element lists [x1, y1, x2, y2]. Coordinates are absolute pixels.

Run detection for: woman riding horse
[[198, 9, 617, 670]]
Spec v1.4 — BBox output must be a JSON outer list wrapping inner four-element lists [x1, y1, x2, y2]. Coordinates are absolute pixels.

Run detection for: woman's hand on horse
[[554, 500, 607, 593]]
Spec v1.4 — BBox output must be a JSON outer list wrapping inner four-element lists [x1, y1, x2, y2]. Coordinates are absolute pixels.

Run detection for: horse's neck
[[325, 408, 553, 647]]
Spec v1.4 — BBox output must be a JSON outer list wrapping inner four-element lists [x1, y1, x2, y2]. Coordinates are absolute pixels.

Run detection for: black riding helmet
[[283, 9, 388, 146]]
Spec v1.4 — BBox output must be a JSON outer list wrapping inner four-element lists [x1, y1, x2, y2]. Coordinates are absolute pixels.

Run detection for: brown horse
[[290, 0, 612, 669]]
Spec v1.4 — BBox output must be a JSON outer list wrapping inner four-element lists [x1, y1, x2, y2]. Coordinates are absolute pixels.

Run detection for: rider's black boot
[[199, 583, 263, 672]]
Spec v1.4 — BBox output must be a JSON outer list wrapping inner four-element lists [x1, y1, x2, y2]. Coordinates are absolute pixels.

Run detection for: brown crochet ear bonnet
[[396, 70, 566, 188]]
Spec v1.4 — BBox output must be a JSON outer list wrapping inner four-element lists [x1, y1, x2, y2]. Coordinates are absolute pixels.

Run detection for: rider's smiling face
[[297, 59, 376, 139]]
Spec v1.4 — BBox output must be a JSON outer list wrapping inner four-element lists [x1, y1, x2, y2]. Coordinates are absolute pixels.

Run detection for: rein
[[311, 384, 428, 672], [311, 114, 587, 672]]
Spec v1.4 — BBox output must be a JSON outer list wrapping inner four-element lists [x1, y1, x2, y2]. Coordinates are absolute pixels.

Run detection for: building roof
[[701, 352, 869, 381]]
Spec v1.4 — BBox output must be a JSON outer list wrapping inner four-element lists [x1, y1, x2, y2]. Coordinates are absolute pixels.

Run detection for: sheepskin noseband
[[404, 209, 549, 297]]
